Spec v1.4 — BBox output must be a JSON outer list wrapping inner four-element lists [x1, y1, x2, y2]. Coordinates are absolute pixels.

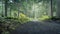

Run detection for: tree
[[56, 0, 60, 18], [4, 0, 8, 17]]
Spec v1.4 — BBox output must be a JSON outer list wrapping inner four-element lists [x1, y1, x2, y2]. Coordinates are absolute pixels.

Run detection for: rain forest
[[0, 0, 60, 34]]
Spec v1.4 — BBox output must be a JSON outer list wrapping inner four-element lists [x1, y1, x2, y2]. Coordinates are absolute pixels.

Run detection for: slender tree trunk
[[51, 0, 53, 17], [5, 0, 8, 17], [2, 0, 3, 17]]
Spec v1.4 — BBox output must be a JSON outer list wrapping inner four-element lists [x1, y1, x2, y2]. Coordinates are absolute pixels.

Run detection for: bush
[[4, 13, 30, 24], [5, 17, 16, 19], [50, 17, 60, 21], [38, 15, 50, 21], [19, 13, 30, 24]]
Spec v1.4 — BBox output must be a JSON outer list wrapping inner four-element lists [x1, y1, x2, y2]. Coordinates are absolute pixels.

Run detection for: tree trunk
[[51, 0, 53, 17], [5, 0, 8, 17], [56, 0, 60, 18]]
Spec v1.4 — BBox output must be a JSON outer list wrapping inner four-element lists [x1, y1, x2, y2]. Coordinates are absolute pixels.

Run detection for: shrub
[[5, 17, 18, 20], [19, 13, 30, 24], [38, 15, 50, 21]]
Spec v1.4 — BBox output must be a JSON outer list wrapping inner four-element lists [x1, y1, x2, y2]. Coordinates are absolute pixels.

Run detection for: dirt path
[[11, 21, 60, 34]]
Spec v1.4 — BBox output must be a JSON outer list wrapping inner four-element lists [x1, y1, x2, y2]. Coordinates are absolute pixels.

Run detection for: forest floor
[[10, 20, 60, 34], [0, 17, 60, 34]]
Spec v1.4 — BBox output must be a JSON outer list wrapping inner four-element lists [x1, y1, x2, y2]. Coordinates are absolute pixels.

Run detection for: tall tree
[[56, 0, 60, 18], [51, 0, 53, 17], [5, 0, 8, 17]]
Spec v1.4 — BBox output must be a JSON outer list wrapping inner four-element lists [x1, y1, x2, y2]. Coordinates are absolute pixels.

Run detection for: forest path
[[10, 21, 60, 34]]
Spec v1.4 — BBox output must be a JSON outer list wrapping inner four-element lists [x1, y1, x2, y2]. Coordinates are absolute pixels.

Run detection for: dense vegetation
[[0, 0, 58, 34]]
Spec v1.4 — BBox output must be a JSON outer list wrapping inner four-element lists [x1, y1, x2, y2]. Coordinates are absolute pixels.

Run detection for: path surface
[[11, 21, 60, 34]]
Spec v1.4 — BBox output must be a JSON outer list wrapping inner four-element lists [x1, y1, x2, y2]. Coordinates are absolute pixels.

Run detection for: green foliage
[[0, 0, 57, 34], [19, 13, 30, 24], [5, 17, 18, 20], [38, 15, 50, 21], [5, 13, 30, 24]]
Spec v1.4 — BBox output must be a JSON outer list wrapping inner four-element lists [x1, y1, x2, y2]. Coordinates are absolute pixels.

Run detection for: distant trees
[[2, 0, 55, 18]]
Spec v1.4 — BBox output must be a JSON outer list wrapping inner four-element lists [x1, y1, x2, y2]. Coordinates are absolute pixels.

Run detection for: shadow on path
[[10, 21, 60, 34]]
